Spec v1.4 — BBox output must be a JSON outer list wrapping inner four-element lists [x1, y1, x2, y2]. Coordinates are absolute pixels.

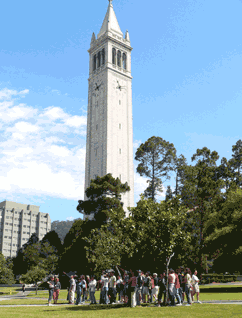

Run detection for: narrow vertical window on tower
[[112, 48, 116, 65], [119, 148, 122, 154], [93, 54, 96, 71], [102, 48, 105, 65], [123, 53, 127, 70], [117, 50, 121, 67], [97, 51, 101, 68]]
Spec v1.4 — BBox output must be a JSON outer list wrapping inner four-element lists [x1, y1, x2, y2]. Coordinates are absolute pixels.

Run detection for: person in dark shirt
[[157, 272, 167, 307], [178, 267, 185, 304], [136, 270, 143, 306]]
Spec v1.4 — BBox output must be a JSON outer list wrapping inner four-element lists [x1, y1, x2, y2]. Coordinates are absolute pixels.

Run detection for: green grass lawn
[[0, 304, 242, 318], [0, 287, 20, 296], [200, 284, 242, 289]]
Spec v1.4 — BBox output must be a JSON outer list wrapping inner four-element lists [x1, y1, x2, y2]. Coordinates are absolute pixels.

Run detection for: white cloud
[[64, 115, 86, 128], [0, 88, 29, 100], [66, 216, 74, 221], [0, 87, 86, 201]]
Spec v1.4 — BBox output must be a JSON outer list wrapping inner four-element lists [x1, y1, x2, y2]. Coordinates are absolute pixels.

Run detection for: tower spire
[[98, 0, 123, 38]]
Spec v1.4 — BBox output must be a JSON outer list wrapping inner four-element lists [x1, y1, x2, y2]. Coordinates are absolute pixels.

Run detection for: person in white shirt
[[184, 268, 192, 306], [101, 273, 110, 304], [191, 270, 202, 303], [89, 275, 97, 304]]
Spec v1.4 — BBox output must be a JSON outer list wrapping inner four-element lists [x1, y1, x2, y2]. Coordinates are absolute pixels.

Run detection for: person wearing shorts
[[192, 270, 202, 303]]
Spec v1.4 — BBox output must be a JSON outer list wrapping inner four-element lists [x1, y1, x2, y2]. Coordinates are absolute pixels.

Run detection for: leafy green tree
[[20, 266, 46, 284], [77, 173, 129, 224], [0, 252, 15, 284], [85, 196, 191, 273], [204, 185, 242, 273], [135, 136, 176, 201]]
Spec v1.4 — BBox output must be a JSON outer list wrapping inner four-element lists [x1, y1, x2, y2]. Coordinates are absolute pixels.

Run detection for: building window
[[96, 124, 98, 130], [117, 50, 121, 67], [93, 54, 96, 71], [95, 149, 98, 157], [112, 48, 116, 65], [119, 123, 121, 129], [119, 148, 122, 154], [101, 48, 105, 65], [123, 53, 127, 69], [97, 51, 101, 68], [119, 100, 121, 105], [119, 174, 121, 181]]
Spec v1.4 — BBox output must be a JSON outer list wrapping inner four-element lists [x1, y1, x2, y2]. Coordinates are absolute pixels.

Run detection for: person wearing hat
[[47, 275, 55, 306], [89, 275, 97, 304], [151, 273, 159, 303], [136, 270, 143, 307], [53, 277, 61, 304]]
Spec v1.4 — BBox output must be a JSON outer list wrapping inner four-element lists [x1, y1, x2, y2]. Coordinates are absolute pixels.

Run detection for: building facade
[[84, 0, 134, 218], [0, 200, 51, 258]]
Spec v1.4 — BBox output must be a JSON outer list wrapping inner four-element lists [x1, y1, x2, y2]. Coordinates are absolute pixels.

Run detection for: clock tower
[[84, 0, 134, 218]]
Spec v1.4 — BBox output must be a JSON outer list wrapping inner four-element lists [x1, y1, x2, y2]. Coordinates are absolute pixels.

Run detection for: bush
[[200, 274, 238, 284]]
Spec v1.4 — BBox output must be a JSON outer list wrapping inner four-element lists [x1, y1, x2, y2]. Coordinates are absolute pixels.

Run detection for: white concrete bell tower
[[84, 0, 134, 217]]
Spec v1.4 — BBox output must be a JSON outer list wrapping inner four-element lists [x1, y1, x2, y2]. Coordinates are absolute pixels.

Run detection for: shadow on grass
[[48, 304, 133, 312]]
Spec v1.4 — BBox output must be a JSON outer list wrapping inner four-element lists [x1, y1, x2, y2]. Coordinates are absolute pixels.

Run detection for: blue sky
[[0, 0, 241, 222]]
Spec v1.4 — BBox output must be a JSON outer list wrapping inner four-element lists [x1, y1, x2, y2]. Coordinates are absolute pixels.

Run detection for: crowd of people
[[46, 267, 202, 307]]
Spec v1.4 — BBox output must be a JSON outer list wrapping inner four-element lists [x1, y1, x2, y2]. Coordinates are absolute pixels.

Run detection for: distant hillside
[[51, 219, 81, 243]]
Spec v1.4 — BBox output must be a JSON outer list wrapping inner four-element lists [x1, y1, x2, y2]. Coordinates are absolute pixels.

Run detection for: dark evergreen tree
[[77, 173, 129, 225], [165, 185, 173, 201]]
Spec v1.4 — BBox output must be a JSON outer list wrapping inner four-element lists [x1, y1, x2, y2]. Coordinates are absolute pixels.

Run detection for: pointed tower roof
[[97, 0, 123, 39]]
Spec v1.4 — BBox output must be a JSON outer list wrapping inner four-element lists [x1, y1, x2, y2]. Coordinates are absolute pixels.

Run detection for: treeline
[[3, 137, 242, 285]]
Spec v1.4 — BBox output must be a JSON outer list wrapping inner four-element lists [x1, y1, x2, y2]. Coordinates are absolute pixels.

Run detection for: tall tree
[[230, 139, 242, 187], [180, 147, 225, 272], [174, 154, 188, 197], [77, 173, 129, 224], [135, 136, 176, 201], [165, 185, 173, 201]]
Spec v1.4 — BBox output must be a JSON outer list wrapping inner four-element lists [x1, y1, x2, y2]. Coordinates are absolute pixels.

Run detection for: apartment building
[[0, 200, 51, 258]]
